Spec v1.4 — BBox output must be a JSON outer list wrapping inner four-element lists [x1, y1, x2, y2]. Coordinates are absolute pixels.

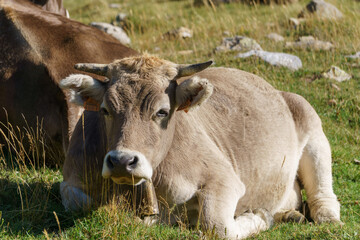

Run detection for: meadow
[[0, 0, 359, 239]]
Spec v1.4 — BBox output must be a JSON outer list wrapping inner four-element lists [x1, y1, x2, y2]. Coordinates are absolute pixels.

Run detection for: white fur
[[59, 74, 106, 105]]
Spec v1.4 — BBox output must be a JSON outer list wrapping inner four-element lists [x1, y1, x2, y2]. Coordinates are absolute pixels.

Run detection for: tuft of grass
[[1, 0, 359, 239]]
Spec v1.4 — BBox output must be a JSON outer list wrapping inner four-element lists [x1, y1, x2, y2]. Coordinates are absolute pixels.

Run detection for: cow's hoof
[[274, 210, 306, 223], [253, 208, 274, 228], [312, 207, 342, 225]]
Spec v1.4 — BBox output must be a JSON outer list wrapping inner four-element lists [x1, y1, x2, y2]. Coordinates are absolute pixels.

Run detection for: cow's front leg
[[60, 181, 93, 212], [197, 174, 273, 239]]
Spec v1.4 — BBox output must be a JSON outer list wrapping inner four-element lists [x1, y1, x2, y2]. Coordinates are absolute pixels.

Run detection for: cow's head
[[60, 55, 213, 185]]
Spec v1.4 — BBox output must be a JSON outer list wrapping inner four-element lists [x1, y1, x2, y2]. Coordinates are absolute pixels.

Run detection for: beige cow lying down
[[60, 55, 340, 239]]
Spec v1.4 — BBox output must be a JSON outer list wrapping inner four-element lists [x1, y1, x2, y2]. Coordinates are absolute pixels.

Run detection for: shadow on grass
[[0, 177, 86, 236]]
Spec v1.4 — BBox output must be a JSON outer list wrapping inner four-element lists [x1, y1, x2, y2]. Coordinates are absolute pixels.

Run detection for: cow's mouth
[[111, 176, 144, 185]]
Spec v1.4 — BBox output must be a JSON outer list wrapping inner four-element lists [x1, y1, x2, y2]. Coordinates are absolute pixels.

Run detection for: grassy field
[[1, 0, 359, 239]]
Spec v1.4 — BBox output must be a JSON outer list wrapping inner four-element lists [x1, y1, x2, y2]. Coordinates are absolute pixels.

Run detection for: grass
[[1, 0, 359, 239]]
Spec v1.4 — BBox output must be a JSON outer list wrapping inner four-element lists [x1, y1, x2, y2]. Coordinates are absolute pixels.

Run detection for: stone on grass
[[298, 0, 343, 20], [345, 52, 360, 60], [215, 36, 262, 53], [116, 13, 127, 23], [109, 3, 121, 9], [285, 36, 333, 51], [163, 27, 192, 39], [236, 50, 302, 71], [331, 83, 341, 91], [91, 22, 131, 45], [322, 66, 351, 82], [194, 0, 297, 6], [223, 31, 231, 36], [267, 33, 284, 42], [289, 17, 305, 28]]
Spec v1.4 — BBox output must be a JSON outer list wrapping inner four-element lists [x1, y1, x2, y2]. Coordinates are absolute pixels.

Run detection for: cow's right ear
[[60, 74, 108, 109]]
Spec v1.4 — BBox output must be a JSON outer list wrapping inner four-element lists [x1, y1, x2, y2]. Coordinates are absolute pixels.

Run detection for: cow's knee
[[60, 181, 93, 212]]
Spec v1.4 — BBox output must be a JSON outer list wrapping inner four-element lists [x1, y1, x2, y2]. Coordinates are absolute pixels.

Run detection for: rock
[[331, 83, 341, 91], [178, 50, 194, 55], [116, 13, 127, 23], [285, 36, 333, 51], [163, 27, 192, 39], [298, 0, 343, 20], [345, 52, 360, 60], [289, 18, 305, 28], [215, 36, 262, 53], [91, 22, 131, 45], [194, 0, 297, 6], [327, 99, 337, 106], [236, 50, 302, 71], [109, 3, 121, 9], [267, 33, 284, 42], [322, 66, 351, 82], [223, 31, 231, 36]]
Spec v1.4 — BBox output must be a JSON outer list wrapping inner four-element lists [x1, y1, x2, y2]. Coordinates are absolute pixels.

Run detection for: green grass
[[1, 0, 359, 239]]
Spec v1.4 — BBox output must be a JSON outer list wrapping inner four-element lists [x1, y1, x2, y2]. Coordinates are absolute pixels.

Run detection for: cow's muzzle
[[102, 149, 153, 185]]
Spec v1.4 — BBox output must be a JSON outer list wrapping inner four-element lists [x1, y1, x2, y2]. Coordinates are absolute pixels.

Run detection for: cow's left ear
[[60, 74, 108, 110], [176, 76, 213, 113]]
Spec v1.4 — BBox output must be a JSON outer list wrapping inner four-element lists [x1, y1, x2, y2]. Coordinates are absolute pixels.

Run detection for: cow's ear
[[60, 74, 108, 110], [175, 76, 213, 113]]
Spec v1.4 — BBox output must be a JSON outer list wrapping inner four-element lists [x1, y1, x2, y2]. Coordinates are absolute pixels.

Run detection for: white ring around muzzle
[[102, 149, 153, 185]]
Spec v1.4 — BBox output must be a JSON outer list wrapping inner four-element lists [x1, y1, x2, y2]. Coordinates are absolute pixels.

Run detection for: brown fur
[[0, 0, 137, 163]]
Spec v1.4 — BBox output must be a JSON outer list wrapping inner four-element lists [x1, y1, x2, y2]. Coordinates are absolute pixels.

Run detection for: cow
[[60, 55, 341, 239], [0, 0, 137, 164]]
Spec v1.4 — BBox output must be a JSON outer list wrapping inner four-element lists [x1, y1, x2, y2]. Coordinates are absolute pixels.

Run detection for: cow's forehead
[[104, 74, 171, 113], [108, 55, 178, 82]]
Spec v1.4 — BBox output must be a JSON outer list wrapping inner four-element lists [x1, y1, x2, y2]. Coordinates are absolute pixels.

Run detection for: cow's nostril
[[107, 156, 115, 169], [128, 156, 139, 167]]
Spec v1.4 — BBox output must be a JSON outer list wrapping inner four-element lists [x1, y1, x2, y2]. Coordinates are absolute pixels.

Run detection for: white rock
[[299, 0, 343, 20], [215, 36, 262, 52], [91, 22, 131, 45], [109, 3, 121, 9], [163, 27, 193, 39], [289, 18, 304, 28], [267, 33, 284, 42], [322, 66, 351, 82], [116, 13, 127, 22], [285, 36, 333, 51], [236, 50, 302, 71], [345, 52, 360, 59]]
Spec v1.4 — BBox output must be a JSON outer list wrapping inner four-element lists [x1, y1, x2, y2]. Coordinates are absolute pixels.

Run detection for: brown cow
[[60, 55, 340, 238], [0, 0, 137, 163]]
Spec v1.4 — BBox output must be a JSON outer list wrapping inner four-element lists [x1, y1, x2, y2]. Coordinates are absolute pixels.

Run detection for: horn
[[74, 63, 109, 76], [177, 60, 213, 78]]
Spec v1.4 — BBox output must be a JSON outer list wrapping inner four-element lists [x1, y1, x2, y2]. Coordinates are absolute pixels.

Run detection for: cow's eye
[[156, 109, 169, 118], [101, 107, 110, 116]]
